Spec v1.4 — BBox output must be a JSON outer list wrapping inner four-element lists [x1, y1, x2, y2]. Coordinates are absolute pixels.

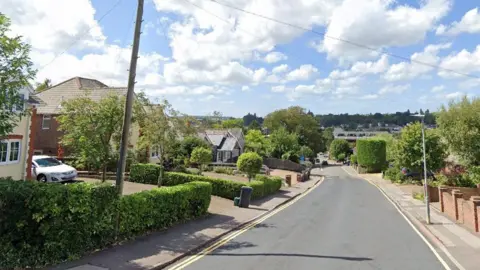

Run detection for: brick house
[[33, 77, 140, 157]]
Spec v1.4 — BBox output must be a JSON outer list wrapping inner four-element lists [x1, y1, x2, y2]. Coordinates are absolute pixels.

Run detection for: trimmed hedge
[[357, 139, 387, 173], [350, 154, 357, 164], [130, 164, 283, 200], [0, 180, 211, 268]]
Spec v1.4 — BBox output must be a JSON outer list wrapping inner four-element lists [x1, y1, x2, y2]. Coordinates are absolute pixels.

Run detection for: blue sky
[[4, 0, 480, 117]]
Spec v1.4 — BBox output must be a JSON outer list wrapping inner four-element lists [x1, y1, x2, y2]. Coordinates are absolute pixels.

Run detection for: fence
[[438, 187, 480, 233], [263, 158, 305, 172]]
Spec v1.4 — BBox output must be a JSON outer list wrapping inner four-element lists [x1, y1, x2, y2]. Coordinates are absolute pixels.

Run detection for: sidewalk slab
[[50, 175, 321, 270], [343, 166, 480, 270]]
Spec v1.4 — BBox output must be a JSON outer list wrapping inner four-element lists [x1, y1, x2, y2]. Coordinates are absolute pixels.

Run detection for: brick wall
[[439, 187, 480, 233], [33, 114, 64, 155]]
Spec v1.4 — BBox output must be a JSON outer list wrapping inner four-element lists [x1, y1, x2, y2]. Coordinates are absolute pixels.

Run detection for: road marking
[[341, 166, 460, 270], [167, 178, 325, 270]]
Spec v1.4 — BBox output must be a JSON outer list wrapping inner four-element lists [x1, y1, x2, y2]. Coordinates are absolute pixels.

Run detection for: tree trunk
[[157, 165, 164, 187]]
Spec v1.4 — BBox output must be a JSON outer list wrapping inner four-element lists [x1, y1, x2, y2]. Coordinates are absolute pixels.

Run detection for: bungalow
[[0, 84, 43, 180], [198, 128, 245, 163]]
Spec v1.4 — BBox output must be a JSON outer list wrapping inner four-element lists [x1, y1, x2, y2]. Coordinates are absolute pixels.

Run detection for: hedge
[[357, 139, 387, 173], [0, 180, 211, 268], [350, 154, 357, 164], [130, 164, 283, 200], [255, 175, 283, 196]]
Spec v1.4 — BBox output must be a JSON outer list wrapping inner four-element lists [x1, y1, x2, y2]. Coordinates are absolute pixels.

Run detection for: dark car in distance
[[401, 168, 436, 180]]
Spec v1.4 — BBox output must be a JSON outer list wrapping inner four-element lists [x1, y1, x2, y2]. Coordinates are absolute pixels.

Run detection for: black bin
[[239, 186, 253, 208]]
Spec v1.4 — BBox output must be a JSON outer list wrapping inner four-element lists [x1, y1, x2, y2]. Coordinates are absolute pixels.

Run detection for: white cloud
[[200, 95, 218, 101], [360, 94, 378, 100], [379, 84, 410, 95], [264, 51, 288, 63], [385, 43, 451, 81], [272, 64, 289, 74], [438, 45, 480, 79], [253, 68, 268, 83], [431, 85, 445, 92], [241, 86, 250, 91], [320, 0, 452, 62], [286, 64, 318, 81], [436, 8, 480, 36], [271, 85, 287, 93], [149, 85, 226, 97], [445, 92, 463, 99]]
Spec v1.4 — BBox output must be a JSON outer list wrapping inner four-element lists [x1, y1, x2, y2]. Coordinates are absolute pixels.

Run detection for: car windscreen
[[35, 158, 62, 167]]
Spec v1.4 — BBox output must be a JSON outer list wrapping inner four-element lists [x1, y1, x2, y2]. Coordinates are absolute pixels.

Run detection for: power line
[[38, 0, 123, 72], [208, 0, 479, 79]]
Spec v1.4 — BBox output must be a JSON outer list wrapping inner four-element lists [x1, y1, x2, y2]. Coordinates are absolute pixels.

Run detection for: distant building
[[333, 127, 390, 141], [197, 128, 245, 163]]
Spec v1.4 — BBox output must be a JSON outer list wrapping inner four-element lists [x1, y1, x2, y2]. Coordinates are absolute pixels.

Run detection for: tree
[[371, 133, 396, 162], [247, 119, 261, 131], [140, 100, 185, 186], [298, 145, 314, 161], [264, 106, 324, 154], [190, 147, 212, 174], [268, 127, 299, 159], [35, 78, 52, 93], [0, 14, 36, 137], [221, 118, 243, 129], [237, 152, 263, 181], [245, 129, 269, 156], [329, 139, 350, 160], [322, 127, 334, 150], [395, 123, 446, 173], [57, 94, 126, 181], [179, 136, 210, 158], [437, 96, 480, 166]]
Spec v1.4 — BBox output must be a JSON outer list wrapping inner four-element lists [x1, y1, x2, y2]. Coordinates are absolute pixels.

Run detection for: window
[[42, 115, 51, 130], [0, 140, 21, 165]]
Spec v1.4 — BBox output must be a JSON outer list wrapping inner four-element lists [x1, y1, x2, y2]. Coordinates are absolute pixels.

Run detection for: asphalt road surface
[[175, 166, 448, 270]]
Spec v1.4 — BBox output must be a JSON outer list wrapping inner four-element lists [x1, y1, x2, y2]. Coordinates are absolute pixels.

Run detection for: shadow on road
[[208, 252, 372, 261]]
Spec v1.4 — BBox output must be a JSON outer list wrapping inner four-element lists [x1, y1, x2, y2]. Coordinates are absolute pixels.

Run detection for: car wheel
[[37, 174, 47, 182]]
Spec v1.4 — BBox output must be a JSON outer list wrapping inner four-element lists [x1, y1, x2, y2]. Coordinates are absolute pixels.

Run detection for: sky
[[2, 0, 480, 117]]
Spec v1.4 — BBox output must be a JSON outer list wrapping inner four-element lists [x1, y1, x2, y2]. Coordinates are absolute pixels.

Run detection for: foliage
[[268, 127, 300, 158], [350, 154, 357, 164], [179, 136, 210, 158], [437, 96, 480, 166], [35, 78, 52, 93], [297, 145, 314, 160], [322, 127, 334, 150], [220, 118, 244, 129], [395, 123, 447, 173], [57, 94, 127, 181], [383, 166, 406, 183], [264, 106, 325, 154], [412, 191, 424, 201], [0, 14, 36, 137], [130, 164, 163, 184], [213, 167, 234, 175], [237, 152, 263, 181], [467, 166, 480, 185], [371, 133, 396, 162], [245, 129, 270, 156], [356, 139, 387, 173], [337, 153, 346, 162], [0, 180, 212, 268], [118, 181, 211, 237], [329, 139, 350, 160], [243, 112, 264, 126], [281, 151, 300, 163], [190, 147, 212, 172], [247, 119, 261, 131]]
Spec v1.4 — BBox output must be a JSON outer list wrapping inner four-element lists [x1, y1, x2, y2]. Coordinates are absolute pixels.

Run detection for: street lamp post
[[413, 114, 431, 224]]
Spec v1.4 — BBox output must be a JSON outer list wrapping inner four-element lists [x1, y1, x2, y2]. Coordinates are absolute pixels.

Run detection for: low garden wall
[[129, 164, 283, 200], [0, 180, 211, 268], [439, 187, 480, 233], [263, 158, 305, 172]]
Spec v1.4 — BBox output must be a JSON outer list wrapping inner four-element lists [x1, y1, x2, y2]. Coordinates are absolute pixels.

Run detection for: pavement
[[342, 166, 480, 270], [166, 166, 452, 270], [51, 174, 320, 270]]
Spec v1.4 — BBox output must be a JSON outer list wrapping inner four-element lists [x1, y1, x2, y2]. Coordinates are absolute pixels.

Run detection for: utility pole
[[116, 0, 144, 195], [421, 116, 431, 224]]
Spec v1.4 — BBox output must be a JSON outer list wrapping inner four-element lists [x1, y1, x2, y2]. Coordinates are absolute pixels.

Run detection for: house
[[33, 77, 140, 157], [0, 84, 43, 180], [198, 128, 245, 163]]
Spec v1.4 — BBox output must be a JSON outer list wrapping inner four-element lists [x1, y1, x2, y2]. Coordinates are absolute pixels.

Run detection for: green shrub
[[129, 163, 162, 184], [0, 181, 119, 268], [329, 139, 350, 160], [213, 167, 234, 175], [350, 154, 357, 164], [383, 166, 406, 183], [357, 139, 386, 173], [237, 152, 263, 181], [337, 153, 346, 162], [0, 180, 212, 268], [255, 175, 283, 196], [119, 181, 211, 237]]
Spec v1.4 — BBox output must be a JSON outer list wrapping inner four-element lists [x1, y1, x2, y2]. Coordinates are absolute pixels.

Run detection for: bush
[[337, 153, 346, 162], [255, 175, 283, 196], [237, 152, 263, 180], [356, 139, 386, 173], [130, 163, 162, 184], [0, 180, 212, 268], [383, 166, 405, 183], [213, 167, 234, 175], [350, 154, 357, 164], [329, 139, 350, 160], [119, 181, 211, 237], [190, 147, 212, 172], [0, 181, 119, 268]]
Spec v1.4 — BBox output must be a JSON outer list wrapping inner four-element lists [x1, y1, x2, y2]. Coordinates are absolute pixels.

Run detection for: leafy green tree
[[190, 147, 212, 174], [140, 100, 187, 186], [221, 118, 244, 129], [268, 127, 299, 159], [437, 96, 480, 166], [237, 152, 263, 181], [247, 119, 261, 131], [245, 129, 269, 156], [264, 106, 324, 154], [57, 94, 126, 181], [179, 136, 210, 158], [395, 123, 446, 173], [322, 127, 334, 150], [0, 14, 36, 137], [298, 145, 314, 160], [329, 139, 350, 160], [35, 78, 52, 93]]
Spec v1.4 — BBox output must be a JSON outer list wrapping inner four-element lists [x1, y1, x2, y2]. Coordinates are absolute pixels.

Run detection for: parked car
[[401, 168, 435, 180], [32, 155, 78, 182]]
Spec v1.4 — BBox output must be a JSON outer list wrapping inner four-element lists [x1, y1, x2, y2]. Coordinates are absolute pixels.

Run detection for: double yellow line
[[167, 178, 324, 270]]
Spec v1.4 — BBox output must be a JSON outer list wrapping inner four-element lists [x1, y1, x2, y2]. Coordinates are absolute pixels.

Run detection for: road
[[171, 166, 448, 270]]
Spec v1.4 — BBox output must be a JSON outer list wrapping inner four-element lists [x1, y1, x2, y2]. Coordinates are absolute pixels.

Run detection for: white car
[[32, 155, 78, 182]]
